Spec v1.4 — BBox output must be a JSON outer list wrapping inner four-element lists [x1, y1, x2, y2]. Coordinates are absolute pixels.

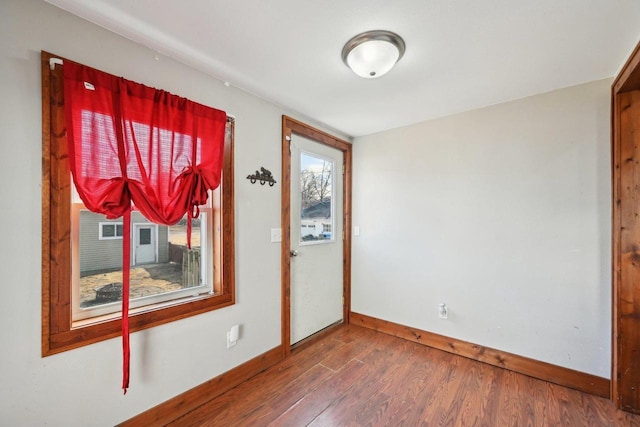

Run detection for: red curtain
[[63, 60, 226, 393]]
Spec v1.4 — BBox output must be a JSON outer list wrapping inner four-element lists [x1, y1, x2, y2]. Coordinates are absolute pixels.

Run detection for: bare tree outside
[[300, 159, 332, 208]]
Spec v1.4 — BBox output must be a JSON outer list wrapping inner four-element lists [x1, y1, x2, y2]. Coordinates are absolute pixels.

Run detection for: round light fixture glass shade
[[342, 30, 405, 79]]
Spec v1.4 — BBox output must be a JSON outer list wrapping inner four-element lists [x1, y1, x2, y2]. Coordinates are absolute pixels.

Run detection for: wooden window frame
[[41, 51, 235, 356]]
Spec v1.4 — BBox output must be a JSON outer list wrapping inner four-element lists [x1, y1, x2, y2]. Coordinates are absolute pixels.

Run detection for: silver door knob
[[290, 249, 299, 257]]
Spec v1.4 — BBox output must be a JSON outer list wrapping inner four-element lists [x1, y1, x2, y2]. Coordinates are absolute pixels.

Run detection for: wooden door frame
[[612, 39, 640, 413], [281, 115, 352, 357]]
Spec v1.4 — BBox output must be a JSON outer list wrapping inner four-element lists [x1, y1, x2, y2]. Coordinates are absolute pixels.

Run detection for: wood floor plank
[[171, 324, 640, 426], [459, 360, 502, 426], [269, 358, 370, 426], [388, 350, 459, 425], [527, 373, 552, 425], [168, 336, 347, 427], [421, 356, 476, 425], [236, 363, 335, 426], [325, 337, 419, 425], [495, 370, 527, 426], [374, 345, 452, 425], [358, 342, 431, 425], [318, 327, 388, 371], [307, 362, 387, 425]]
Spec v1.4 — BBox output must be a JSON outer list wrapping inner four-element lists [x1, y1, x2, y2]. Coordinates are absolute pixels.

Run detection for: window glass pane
[[300, 152, 334, 243], [102, 224, 115, 238], [99, 222, 123, 240], [139, 228, 151, 245], [78, 211, 208, 312]]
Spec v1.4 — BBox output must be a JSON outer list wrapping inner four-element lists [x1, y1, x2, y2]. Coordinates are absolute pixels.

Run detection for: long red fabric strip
[[122, 209, 131, 393], [111, 75, 131, 394], [62, 59, 226, 393]]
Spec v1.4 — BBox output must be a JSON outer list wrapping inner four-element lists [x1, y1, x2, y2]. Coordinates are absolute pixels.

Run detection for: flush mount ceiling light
[[342, 30, 406, 79]]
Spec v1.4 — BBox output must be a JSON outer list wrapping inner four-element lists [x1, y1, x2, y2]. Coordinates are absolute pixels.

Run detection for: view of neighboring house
[[301, 199, 332, 241], [77, 210, 201, 310], [79, 210, 169, 275]]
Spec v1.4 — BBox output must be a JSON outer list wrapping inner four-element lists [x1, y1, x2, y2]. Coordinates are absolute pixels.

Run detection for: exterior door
[[134, 224, 156, 265], [290, 134, 343, 344]]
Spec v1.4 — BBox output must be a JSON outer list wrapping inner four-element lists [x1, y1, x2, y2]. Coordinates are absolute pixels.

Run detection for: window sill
[[45, 292, 235, 357]]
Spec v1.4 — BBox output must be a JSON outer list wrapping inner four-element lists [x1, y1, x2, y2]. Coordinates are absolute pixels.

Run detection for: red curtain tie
[[178, 165, 216, 206], [98, 178, 132, 219], [178, 166, 214, 250]]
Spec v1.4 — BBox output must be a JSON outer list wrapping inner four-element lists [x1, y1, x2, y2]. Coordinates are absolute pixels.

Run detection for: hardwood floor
[[170, 324, 640, 426]]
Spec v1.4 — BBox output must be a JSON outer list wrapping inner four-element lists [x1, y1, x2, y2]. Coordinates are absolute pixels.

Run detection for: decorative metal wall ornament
[[247, 167, 277, 186]]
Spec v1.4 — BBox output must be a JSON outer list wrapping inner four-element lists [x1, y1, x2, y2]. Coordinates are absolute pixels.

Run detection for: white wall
[[351, 79, 612, 378], [0, 1, 347, 425]]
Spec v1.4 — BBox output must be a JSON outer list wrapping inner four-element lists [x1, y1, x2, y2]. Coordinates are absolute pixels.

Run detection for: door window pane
[[300, 152, 334, 244]]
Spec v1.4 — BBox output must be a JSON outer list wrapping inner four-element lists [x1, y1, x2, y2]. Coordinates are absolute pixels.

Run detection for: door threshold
[[291, 320, 344, 353]]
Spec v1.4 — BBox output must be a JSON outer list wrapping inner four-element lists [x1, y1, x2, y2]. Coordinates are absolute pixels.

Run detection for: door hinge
[[342, 162, 345, 175], [342, 230, 345, 240]]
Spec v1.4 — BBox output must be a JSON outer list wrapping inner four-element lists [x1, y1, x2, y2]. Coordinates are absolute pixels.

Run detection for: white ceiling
[[45, 0, 640, 137]]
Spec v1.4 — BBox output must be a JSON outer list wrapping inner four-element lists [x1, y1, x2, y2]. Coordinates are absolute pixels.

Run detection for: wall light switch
[[271, 228, 282, 243], [229, 324, 239, 342], [354, 226, 360, 236], [227, 324, 240, 348]]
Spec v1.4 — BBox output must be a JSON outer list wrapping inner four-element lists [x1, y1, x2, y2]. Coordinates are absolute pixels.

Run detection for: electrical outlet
[[439, 303, 448, 320]]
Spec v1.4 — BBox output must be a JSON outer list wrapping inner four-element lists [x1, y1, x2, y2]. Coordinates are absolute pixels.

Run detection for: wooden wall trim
[[350, 312, 610, 398], [281, 116, 292, 359], [611, 83, 621, 407], [612, 39, 640, 413], [118, 345, 283, 426]]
